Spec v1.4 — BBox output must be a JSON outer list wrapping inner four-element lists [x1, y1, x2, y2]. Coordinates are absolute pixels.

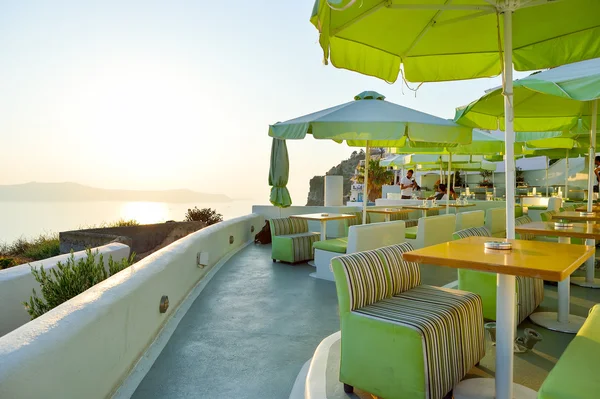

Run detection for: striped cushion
[[515, 216, 535, 240], [390, 212, 410, 221], [517, 276, 545, 324], [376, 244, 420, 295], [428, 209, 440, 216], [453, 226, 491, 240], [290, 233, 320, 262], [540, 210, 557, 222], [355, 285, 485, 399], [270, 217, 309, 236], [404, 219, 419, 228], [336, 250, 392, 311]]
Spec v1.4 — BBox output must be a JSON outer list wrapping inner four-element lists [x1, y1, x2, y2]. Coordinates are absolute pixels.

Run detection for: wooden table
[[447, 203, 476, 213], [289, 213, 356, 241], [575, 205, 600, 212], [400, 204, 444, 217], [403, 236, 594, 399], [366, 208, 412, 222], [515, 221, 600, 332], [551, 212, 600, 289]]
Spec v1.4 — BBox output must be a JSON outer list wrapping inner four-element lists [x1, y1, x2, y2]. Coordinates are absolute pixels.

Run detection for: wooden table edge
[[515, 224, 600, 240], [289, 214, 356, 221]]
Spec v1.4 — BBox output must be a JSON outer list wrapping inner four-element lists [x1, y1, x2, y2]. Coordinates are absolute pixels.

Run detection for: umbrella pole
[[565, 150, 569, 200], [447, 153, 451, 213], [362, 142, 370, 224], [546, 156, 549, 197], [496, 8, 516, 399], [582, 100, 599, 287]]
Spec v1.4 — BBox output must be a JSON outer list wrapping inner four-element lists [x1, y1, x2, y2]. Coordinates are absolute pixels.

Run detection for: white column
[[565, 150, 569, 200], [546, 157, 549, 197], [362, 142, 370, 224], [324, 176, 344, 206], [447, 153, 452, 213], [497, 7, 516, 399], [587, 100, 597, 213]]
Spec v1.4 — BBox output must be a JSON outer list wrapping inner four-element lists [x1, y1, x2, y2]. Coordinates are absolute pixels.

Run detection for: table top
[[575, 206, 600, 212], [289, 213, 356, 221], [515, 221, 600, 240], [447, 203, 476, 208], [401, 205, 445, 211], [402, 236, 594, 281], [552, 211, 600, 222], [366, 208, 412, 215]]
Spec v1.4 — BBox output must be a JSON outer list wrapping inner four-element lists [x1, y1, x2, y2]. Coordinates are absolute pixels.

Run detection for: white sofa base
[[312, 249, 338, 281]]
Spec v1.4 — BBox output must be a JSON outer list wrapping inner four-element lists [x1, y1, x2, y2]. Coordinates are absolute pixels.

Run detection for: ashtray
[[554, 221, 573, 228], [580, 212, 595, 216], [484, 241, 513, 250], [385, 208, 392, 211], [321, 213, 329, 216]]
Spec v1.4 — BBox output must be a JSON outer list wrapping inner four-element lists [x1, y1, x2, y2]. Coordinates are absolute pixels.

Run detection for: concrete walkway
[[132, 244, 340, 399]]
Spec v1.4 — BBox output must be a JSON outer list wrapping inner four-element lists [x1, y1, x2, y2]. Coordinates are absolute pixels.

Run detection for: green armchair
[[269, 217, 320, 263], [331, 243, 485, 399]]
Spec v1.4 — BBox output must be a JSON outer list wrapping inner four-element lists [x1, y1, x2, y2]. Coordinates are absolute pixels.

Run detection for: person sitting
[[448, 186, 458, 200], [428, 184, 448, 201]]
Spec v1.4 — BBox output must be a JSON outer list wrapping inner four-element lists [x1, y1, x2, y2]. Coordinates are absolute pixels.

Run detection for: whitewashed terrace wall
[[0, 213, 264, 399], [0, 243, 131, 337]]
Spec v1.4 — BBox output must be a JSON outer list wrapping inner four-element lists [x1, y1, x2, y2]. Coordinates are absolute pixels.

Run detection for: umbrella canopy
[[311, 1, 600, 83], [269, 91, 471, 147], [455, 57, 600, 132], [268, 138, 292, 208]]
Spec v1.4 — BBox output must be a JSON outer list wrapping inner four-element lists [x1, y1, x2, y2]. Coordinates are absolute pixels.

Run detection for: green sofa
[[454, 226, 544, 323], [269, 218, 320, 263], [538, 304, 600, 399], [331, 243, 485, 399]]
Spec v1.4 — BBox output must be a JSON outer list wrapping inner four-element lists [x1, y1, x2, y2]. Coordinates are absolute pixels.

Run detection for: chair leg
[[343, 383, 354, 393]]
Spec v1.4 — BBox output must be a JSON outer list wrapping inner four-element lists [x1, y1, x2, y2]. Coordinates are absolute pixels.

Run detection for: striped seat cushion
[[404, 219, 419, 228], [288, 233, 320, 262], [453, 226, 491, 240], [390, 212, 410, 221], [270, 217, 309, 236], [517, 276, 544, 324], [376, 243, 420, 295], [515, 216, 534, 240], [428, 209, 440, 217], [336, 250, 392, 311], [540, 210, 557, 222], [355, 285, 485, 399]]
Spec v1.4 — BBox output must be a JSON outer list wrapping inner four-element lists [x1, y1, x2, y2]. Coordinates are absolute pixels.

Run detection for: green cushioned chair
[[389, 210, 419, 227], [331, 243, 485, 399], [269, 218, 320, 263], [313, 237, 348, 254], [538, 304, 600, 399], [485, 208, 506, 238], [541, 210, 557, 221], [515, 215, 535, 240], [528, 205, 547, 211], [405, 226, 417, 239], [515, 205, 523, 218], [453, 226, 544, 323]]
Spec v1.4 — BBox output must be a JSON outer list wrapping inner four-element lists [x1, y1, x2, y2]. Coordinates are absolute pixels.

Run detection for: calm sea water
[[0, 200, 259, 243]]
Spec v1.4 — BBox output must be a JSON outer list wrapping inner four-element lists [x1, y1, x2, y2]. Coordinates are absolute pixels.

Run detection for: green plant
[[0, 258, 16, 269], [184, 207, 223, 225], [24, 249, 135, 319], [106, 218, 140, 227], [356, 159, 394, 202], [0, 234, 60, 264]]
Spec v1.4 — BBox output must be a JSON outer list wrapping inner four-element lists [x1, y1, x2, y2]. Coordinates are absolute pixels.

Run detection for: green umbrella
[[268, 138, 292, 208], [269, 91, 471, 222], [309, 5, 600, 396]]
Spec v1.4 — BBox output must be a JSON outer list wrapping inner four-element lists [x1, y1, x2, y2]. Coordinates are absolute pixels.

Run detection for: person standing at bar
[[400, 169, 417, 199]]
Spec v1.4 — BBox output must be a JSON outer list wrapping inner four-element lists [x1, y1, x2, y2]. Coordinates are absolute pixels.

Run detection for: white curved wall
[[0, 243, 131, 337], [0, 213, 264, 399]]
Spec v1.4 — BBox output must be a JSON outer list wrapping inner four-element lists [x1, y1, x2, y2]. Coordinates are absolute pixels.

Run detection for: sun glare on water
[[119, 202, 170, 225]]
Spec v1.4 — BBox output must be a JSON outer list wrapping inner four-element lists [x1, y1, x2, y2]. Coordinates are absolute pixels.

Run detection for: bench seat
[[312, 237, 348, 254], [538, 304, 600, 399], [527, 205, 547, 211], [405, 226, 417, 239]]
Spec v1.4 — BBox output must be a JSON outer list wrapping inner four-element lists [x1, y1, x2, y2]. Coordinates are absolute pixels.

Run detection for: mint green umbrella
[[310, 3, 600, 397], [269, 91, 471, 222], [269, 138, 292, 208]]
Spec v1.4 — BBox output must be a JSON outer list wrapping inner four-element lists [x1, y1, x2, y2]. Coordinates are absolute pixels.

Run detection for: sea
[[0, 200, 260, 243]]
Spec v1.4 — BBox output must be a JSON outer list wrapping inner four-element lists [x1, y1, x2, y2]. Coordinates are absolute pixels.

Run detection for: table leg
[[529, 235, 586, 333], [320, 220, 327, 241], [385, 214, 391, 223], [423, 210, 428, 218], [571, 237, 600, 288]]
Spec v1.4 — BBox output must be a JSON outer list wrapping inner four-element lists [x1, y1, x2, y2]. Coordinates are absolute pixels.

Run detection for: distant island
[[0, 182, 231, 203]]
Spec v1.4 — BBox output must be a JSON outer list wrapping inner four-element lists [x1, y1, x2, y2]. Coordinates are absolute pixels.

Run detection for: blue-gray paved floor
[[132, 244, 341, 399]]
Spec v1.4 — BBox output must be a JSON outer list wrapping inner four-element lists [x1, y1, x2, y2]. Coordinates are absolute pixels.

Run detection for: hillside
[[306, 150, 365, 206], [0, 182, 231, 203]]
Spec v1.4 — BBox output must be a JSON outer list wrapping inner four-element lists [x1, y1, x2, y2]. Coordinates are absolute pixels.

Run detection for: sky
[[0, 1, 530, 204]]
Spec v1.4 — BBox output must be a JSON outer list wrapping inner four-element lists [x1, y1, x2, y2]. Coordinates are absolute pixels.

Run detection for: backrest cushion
[[515, 205, 523, 218], [547, 197, 562, 212], [269, 217, 308, 236], [453, 226, 492, 240], [485, 208, 506, 235], [333, 250, 391, 311], [346, 211, 363, 228], [540, 210, 556, 222], [419, 214, 456, 247], [377, 243, 421, 295], [515, 215, 533, 226], [456, 210, 485, 230], [347, 221, 406, 253]]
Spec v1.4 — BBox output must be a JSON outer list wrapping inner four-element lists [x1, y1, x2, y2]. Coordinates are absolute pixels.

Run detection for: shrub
[[24, 249, 135, 319], [0, 233, 60, 265], [106, 218, 140, 227], [0, 257, 16, 269], [184, 207, 223, 226]]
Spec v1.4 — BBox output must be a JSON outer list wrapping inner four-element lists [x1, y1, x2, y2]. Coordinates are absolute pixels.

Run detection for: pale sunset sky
[[0, 1, 528, 204]]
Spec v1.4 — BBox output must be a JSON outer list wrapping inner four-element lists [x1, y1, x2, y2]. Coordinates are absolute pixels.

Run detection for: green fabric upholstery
[[527, 205, 547, 211], [270, 218, 320, 263], [312, 237, 348, 254], [562, 205, 576, 212], [515, 205, 523, 218], [428, 209, 440, 216], [404, 219, 419, 228], [452, 226, 491, 240], [331, 244, 485, 399], [515, 216, 535, 240], [454, 224, 543, 323], [538, 305, 600, 399], [405, 226, 417, 239], [540, 210, 557, 221]]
